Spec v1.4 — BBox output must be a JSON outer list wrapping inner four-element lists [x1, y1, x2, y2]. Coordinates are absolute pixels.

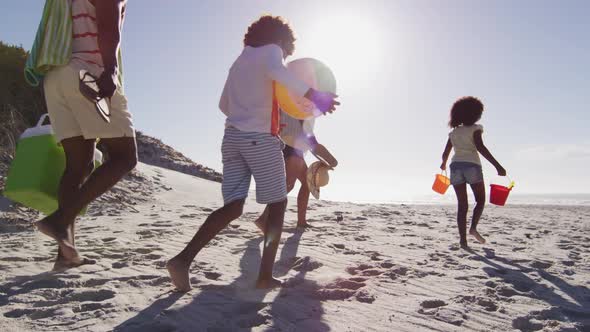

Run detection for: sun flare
[[300, 12, 384, 82]]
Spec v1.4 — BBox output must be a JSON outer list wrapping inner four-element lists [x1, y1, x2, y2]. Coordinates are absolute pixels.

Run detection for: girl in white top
[[440, 97, 506, 249]]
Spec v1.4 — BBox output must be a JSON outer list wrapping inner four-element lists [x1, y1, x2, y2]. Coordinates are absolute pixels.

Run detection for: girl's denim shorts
[[450, 162, 483, 185]]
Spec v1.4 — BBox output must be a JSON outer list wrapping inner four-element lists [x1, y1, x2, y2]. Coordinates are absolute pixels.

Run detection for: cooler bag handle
[[36, 113, 51, 127], [19, 114, 54, 139]]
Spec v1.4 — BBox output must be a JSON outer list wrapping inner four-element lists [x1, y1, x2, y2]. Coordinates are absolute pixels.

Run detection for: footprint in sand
[[132, 248, 154, 255], [418, 300, 467, 327], [312, 277, 371, 302], [203, 272, 222, 280], [562, 260, 575, 267], [73, 302, 114, 313], [346, 263, 383, 277], [510, 307, 585, 332], [152, 220, 180, 228], [66, 289, 116, 302], [143, 254, 162, 261], [364, 251, 382, 261], [179, 213, 200, 219], [568, 251, 582, 261], [112, 261, 128, 269], [355, 289, 376, 303], [4, 307, 61, 320], [4, 288, 116, 320], [530, 260, 553, 269], [454, 295, 499, 312], [420, 299, 447, 309], [136, 229, 155, 239], [291, 256, 323, 272], [332, 243, 346, 250], [354, 235, 369, 242]]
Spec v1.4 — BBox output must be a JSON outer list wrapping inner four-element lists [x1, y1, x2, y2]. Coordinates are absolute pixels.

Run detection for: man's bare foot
[[255, 277, 282, 289], [460, 241, 469, 250], [253, 217, 266, 234], [167, 257, 191, 292], [53, 257, 96, 272], [36, 212, 78, 260], [469, 229, 486, 244]]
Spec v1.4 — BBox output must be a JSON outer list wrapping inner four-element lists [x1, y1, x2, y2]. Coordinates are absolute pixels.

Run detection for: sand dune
[[1, 163, 589, 331]]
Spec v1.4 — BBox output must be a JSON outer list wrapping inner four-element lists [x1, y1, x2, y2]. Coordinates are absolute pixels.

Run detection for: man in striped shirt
[[35, 0, 137, 270]]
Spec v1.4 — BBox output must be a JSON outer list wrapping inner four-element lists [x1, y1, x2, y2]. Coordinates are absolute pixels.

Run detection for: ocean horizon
[[342, 193, 590, 207]]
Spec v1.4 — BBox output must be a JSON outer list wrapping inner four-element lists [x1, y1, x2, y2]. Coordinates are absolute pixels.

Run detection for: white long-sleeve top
[[219, 44, 310, 134]]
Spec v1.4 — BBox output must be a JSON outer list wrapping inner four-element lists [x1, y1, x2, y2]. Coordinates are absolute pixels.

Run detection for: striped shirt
[[70, 0, 103, 76], [25, 0, 125, 87], [279, 110, 316, 152]]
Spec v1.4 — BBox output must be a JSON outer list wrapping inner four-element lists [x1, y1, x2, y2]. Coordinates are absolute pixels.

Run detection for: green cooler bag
[[3, 114, 102, 215]]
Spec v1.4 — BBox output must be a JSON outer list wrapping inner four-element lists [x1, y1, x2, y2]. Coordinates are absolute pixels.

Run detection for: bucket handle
[[36, 113, 51, 127], [440, 169, 448, 178], [494, 175, 515, 190], [506, 176, 514, 190]]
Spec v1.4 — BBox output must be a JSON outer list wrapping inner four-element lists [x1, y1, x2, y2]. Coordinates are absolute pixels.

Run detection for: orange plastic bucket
[[490, 184, 511, 206], [432, 171, 450, 195]]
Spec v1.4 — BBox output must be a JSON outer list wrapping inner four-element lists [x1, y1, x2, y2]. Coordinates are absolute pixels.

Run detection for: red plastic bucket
[[490, 184, 511, 206]]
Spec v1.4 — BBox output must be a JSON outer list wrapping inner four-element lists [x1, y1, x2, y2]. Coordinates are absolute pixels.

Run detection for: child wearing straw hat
[[254, 110, 337, 231]]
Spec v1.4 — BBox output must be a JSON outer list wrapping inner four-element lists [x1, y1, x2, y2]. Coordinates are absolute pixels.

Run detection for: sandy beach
[[0, 162, 588, 331]]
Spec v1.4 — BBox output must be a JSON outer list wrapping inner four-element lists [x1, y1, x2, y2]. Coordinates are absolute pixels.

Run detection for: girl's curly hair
[[243, 15, 296, 56], [449, 96, 484, 128]]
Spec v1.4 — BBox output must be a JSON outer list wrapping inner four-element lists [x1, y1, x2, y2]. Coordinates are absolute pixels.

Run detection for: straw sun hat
[[306, 161, 331, 199]]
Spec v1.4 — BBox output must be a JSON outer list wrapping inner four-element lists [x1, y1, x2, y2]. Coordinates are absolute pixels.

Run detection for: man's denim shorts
[[450, 162, 484, 185]]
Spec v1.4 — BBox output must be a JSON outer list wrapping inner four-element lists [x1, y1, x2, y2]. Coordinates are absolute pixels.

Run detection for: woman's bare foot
[[469, 229, 486, 244], [255, 277, 282, 289], [167, 257, 191, 292], [36, 212, 78, 260]]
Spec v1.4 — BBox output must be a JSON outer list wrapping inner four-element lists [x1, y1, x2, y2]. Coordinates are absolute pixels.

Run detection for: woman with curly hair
[[167, 15, 339, 290], [440, 97, 507, 249]]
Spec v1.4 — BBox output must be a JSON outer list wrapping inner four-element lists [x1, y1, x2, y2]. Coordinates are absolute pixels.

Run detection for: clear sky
[[2, 0, 589, 202]]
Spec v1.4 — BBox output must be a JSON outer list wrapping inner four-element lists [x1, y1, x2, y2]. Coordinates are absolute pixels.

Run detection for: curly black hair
[[448, 96, 484, 128], [243, 15, 296, 56]]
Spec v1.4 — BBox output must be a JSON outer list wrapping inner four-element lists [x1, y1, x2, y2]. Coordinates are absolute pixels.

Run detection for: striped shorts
[[221, 127, 287, 205]]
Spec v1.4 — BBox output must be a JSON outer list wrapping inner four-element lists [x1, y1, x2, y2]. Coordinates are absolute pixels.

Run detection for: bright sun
[[299, 12, 384, 82]]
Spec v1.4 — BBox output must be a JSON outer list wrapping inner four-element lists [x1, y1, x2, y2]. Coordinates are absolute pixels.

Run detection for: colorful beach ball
[[275, 58, 337, 120]]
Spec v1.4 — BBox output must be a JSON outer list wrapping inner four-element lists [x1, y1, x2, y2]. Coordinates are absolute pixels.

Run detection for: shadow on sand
[[474, 247, 590, 330], [115, 229, 330, 331]]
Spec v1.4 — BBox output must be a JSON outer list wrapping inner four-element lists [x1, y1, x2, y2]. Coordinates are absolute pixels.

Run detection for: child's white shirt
[[450, 124, 484, 165]]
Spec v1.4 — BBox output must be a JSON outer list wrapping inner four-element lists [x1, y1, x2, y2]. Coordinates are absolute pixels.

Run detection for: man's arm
[[96, 0, 125, 98], [265, 45, 339, 113]]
